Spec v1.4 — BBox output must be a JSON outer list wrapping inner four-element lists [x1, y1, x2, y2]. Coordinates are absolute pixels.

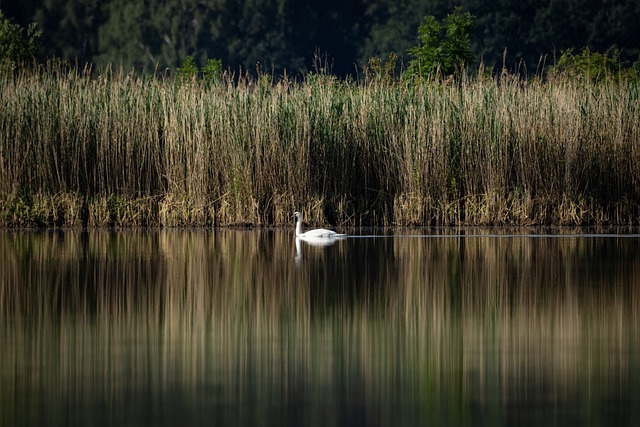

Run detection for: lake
[[1, 228, 639, 426]]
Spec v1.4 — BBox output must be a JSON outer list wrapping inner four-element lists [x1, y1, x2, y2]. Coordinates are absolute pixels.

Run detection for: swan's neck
[[295, 217, 302, 236]]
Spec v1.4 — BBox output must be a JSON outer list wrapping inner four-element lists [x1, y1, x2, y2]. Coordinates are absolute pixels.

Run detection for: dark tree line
[[2, 0, 639, 76]]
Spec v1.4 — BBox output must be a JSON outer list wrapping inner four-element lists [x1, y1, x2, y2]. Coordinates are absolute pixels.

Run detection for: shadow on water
[[1, 229, 639, 426]]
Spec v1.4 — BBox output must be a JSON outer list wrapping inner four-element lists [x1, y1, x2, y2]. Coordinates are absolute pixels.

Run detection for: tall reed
[[1, 63, 638, 226]]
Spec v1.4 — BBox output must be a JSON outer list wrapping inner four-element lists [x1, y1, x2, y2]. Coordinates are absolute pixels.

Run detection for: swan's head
[[293, 211, 301, 220]]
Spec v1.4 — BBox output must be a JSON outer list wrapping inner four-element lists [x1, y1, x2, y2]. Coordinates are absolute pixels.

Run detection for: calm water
[[1, 229, 639, 426]]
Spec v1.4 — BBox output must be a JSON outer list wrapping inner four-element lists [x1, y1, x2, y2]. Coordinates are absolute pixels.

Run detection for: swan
[[294, 211, 346, 238]]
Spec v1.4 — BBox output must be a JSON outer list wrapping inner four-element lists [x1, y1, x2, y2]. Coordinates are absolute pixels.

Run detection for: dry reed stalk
[[1, 64, 638, 227]]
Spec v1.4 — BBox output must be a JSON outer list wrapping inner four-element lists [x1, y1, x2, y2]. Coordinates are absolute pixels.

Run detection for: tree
[[466, 0, 537, 71], [405, 7, 475, 79], [33, 0, 103, 65], [6, 0, 640, 77], [0, 10, 40, 67], [95, 0, 216, 72], [358, 0, 450, 72], [223, 0, 305, 74]]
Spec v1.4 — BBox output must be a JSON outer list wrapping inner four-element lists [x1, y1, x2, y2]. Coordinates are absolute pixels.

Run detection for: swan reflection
[[295, 235, 346, 264]]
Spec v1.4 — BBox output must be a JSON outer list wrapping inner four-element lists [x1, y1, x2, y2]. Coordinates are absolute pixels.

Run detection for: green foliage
[[405, 7, 474, 79], [550, 47, 639, 82], [0, 11, 41, 67], [202, 58, 223, 83], [34, 0, 102, 65], [406, 15, 440, 77], [366, 52, 398, 84], [175, 56, 223, 86], [176, 55, 199, 83], [3, 0, 638, 78]]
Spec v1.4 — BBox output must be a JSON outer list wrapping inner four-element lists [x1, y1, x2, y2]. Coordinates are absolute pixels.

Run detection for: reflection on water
[[1, 229, 639, 426]]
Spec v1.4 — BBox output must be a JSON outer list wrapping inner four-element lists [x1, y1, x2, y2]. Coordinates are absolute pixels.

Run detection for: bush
[[0, 11, 41, 67], [365, 52, 398, 84], [202, 58, 223, 83], [175, 55, 199, 84], [405, 7, 474, 80], [550, 47, 639, 82], [176, 55, 223, 86]]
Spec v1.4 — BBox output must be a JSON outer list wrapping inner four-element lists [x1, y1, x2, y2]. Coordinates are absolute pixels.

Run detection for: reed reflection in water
[[1, 229, 639, 426]]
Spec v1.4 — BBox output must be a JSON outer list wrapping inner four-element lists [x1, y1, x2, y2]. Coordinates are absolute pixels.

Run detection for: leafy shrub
[[176, 55, 223, 86], [405, 7, 474, 80], [0, 11, 41, 68], [175, 55, 199, 84], [549, 47, 638, 82], [202, 58, 223, 83], [366, 52, 398, 84]]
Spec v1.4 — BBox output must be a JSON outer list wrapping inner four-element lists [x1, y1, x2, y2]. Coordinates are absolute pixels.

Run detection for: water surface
[[1, 229, 639, 426]]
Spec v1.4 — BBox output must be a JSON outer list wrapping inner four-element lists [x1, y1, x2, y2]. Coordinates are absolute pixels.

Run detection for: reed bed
[[1, 64, 639, 227]]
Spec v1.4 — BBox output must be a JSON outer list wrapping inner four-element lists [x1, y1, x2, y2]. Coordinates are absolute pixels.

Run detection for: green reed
[[1, 64, 639, 227]]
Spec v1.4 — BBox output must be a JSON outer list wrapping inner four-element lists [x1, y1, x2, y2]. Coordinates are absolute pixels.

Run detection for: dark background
[[3, 0, 639, 77]]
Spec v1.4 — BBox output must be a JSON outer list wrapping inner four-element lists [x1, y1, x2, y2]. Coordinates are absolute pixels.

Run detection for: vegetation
[[550, 47, 640, 82], [0, 10, 40, 68], [1, 59, 639, 227], [4, 0, 640, 77], [405, 7, 474, 79], [1, 4, 639, 228], [176, 56, 223, 86]]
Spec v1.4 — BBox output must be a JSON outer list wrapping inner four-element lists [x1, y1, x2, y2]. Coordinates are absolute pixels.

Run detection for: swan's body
[[294, 212, 346, 238]]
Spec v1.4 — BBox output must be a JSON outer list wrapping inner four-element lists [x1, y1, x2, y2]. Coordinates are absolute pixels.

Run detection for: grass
[[1, 63, 639, 227]]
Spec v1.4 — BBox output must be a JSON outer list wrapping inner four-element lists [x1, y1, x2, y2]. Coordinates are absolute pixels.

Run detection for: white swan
[[294, 211, 346, 238]]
